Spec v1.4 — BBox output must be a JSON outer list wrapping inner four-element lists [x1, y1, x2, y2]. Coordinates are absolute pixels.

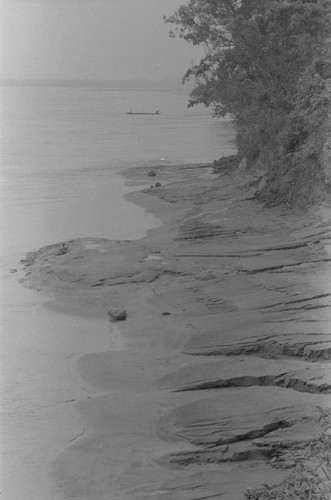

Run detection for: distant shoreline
[[0, 78, 192, 94]]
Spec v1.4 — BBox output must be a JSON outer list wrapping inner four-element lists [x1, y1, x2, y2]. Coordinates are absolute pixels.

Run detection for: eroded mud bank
[[20, 164, 331, 499]]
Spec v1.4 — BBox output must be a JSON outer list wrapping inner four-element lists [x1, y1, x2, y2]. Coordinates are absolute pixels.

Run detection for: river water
[[0, 85, 234, 499]]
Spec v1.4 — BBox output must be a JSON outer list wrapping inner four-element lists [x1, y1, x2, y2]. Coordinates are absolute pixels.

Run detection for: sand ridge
[[20, 163, 331, 499]]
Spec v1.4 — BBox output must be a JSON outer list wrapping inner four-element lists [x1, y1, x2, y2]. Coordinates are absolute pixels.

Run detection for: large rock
[[108, 308, 127, 321]]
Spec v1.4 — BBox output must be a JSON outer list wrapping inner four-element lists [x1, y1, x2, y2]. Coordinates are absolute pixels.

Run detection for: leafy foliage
[[165, 0, 331, 206], [244, 408, 331, 500]]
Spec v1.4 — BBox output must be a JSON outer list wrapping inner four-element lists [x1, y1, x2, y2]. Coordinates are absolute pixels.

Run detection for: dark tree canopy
[[165, 0, 331, 206]]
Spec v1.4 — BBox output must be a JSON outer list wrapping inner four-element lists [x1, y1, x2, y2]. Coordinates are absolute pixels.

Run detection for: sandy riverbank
[[20, 163, 331, 499]]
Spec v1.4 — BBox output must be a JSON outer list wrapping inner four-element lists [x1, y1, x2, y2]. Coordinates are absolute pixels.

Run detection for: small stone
[[162, 311, 171, 316], [155, 182, 161, 187], [231, 450, 250, 461], [108, 308, 127, 321], [57, 244, 68, 256], [147, 171, 156, 177], [10, 268, 17, 273], [196, 271, 216, 281]]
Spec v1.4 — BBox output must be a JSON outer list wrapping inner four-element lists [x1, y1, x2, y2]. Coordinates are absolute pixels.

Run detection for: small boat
[[126, 110, 160, 115]]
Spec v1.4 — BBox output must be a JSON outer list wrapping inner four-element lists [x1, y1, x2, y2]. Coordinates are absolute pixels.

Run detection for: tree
[[165, 0, 331, 205]]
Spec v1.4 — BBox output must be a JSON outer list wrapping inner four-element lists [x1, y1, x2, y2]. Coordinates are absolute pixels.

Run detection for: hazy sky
[[0, 0, 201, 80]]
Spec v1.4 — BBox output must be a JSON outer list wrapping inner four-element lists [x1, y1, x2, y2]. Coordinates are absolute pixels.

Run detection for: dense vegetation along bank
[[165, 0, 331, 207]]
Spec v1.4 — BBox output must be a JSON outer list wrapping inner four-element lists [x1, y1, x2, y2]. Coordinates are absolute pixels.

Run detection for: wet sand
[[19, 163, 331, 499], [0, 265, 125, 500]]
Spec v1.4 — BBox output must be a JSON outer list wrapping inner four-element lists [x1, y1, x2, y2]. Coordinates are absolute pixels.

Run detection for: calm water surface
[[0, 87, 234, 254], [0, 86, 235, 499]]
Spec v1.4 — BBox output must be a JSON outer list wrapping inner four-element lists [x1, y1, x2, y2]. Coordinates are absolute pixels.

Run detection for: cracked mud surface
[[20, 164, 331, 499]]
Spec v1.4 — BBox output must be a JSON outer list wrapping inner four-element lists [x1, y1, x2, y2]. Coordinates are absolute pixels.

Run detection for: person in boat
[[126, 110, 160, 115]]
